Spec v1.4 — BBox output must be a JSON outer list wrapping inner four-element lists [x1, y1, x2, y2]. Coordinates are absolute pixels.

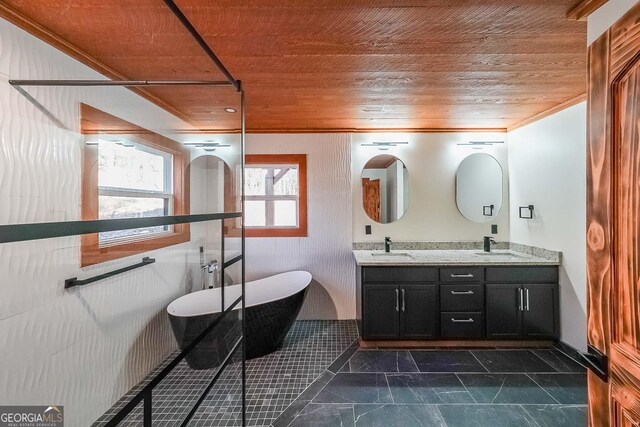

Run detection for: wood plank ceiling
[[1, 0, 588, 132]]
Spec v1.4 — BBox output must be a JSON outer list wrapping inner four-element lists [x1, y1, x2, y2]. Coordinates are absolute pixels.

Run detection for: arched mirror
[[361, 155, 409, 224], [456, 153, 503, 223]]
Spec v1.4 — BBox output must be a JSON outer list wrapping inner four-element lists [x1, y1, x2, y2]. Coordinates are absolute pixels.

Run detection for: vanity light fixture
[[456, 141, 505, 146], [184, 141, 231, 152], [85, 138, 134, 147], [360, 141, 409, 151]]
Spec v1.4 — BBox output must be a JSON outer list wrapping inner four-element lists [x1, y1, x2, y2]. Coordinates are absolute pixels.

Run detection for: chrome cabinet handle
[[451, 318, 475, 323], [401, 289, 406, 312], [519, 288, 524, 311], [451, 290, 474, 295], [395, 289, 399, 312], [525, 288, 530, 311], [451, 274, 474, 278]]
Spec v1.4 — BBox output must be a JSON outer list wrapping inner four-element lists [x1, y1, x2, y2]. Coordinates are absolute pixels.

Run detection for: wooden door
[[587, 3, 640, 425], [362, 178, 381, 222], [400, 285, 438, 339]]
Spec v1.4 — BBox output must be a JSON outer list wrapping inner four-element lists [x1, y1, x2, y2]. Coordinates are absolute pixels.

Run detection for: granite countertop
[[352, 249, 560, 266]]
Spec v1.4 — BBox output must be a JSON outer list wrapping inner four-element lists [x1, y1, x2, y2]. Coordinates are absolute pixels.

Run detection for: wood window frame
[[80, 104, 190, 267], [245, 154, 307, 238]]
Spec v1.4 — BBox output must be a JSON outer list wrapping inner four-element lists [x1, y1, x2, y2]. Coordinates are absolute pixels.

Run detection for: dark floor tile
[[295, 371, 335, 402], [353, 404, 446, 427], [457, 373, 557, 404], [289, 404, 354, 427], [327, 340, 360, 374], [387, 373, 474, 404], [411, 350, 487, 373], [471, 350, 556, 373], [437, 404, 537, 427], [523, 404, 588, 427], [533, 350, 586, 373], [271, 400, 310, 427], [529, 374, 587, 404], [346, 350, 419, 373], [313, 373, 393, 404]]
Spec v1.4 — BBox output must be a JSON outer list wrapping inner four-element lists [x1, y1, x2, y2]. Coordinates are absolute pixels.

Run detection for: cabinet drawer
[[440, 312, 484, 338], [440, 284, 484, 311], [440, 267, 484, 282], [486, 267, 558, 283], [363, 267, 437, 283]]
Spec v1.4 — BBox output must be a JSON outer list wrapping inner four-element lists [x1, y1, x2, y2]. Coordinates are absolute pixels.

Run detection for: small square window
[[245, 154, 307, 237]]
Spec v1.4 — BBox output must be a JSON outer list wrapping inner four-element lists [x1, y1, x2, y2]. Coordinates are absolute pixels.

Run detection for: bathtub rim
[[167, 270, 312, 318]]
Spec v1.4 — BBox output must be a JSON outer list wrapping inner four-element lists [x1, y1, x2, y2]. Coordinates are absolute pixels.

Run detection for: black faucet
[[384, 237, 392, 253], [483, 236, 496, 252]]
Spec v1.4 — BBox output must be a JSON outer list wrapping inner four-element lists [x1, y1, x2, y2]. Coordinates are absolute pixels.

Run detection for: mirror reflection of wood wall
[[362, 178, 381, 222]]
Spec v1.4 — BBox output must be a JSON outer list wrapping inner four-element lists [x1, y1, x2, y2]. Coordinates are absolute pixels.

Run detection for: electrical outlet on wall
[[491, 224, 498, 234], [365, 225, 372, 235]]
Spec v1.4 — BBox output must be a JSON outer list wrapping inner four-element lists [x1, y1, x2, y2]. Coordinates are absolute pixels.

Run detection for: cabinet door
[[400, 285, 438, 339], [363, 286, 399, 339], [522, 284, 557, 339], [486, 284, 523, 338]]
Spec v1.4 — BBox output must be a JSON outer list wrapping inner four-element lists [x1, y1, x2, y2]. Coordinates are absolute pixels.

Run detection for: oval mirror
[[361, 155, 409, 224], [456, 153, 503, 223]]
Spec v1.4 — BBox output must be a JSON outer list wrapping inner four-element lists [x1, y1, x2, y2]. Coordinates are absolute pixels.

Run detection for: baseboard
[[359, 339, 555, 349], [554, 340, 589, 368]]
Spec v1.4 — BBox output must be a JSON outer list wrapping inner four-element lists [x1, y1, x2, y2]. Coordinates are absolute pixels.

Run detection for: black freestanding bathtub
[[167, 271, 311, 369]]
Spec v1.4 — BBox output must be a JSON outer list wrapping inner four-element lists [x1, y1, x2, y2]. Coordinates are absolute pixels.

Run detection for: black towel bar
[[65, 257, 156, 289]]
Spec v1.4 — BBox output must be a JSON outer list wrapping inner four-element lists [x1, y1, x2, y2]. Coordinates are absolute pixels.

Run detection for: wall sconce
[[85, 138, 134, 147], [483, 205, 494, 216], [456, 141, 504, 148], [360, 141, 408, 151], [519, 205, 534, 219], [184, 142, 231, 152]]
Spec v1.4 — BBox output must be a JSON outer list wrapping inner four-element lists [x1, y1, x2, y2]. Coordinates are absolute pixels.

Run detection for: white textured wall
[[0, 18, 212, 426], [245, 134, 354, 319], [352, 132, 510, 242], [508, 102, 587, 351]]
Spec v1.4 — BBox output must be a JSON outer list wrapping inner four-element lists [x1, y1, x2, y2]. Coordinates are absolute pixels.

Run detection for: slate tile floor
[[275, 348, 588, 427], [93, 320, 359, 427], [95, 321, 587, 427]]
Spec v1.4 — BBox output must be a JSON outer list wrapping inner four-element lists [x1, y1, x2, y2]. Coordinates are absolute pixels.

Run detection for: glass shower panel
[[0, 80, 245, 427]]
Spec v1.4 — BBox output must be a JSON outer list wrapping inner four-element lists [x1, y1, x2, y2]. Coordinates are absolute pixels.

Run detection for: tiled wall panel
[[245, 134, 355, 319]]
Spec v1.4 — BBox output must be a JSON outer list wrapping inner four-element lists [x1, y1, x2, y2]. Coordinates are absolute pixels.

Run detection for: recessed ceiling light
[[225, 108, 237, 113]]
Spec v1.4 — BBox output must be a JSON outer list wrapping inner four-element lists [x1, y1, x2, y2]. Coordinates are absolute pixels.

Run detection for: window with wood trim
[[80, 104, 189, 266], [245, 154, 307, 237]]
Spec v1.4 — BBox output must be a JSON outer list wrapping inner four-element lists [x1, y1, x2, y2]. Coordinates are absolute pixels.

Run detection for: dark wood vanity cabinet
[[356, 264, 559, 342], [485, 267, 559, 340], [359, 267, 438, 339]]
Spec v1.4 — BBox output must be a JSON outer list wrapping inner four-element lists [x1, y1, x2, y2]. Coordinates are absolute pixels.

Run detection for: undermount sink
[[474, 251, 525, 258], [371, 252, 414, 260]]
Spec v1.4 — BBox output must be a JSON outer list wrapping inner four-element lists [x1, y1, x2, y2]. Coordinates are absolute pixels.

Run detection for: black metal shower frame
[[3, 1, 248, 425]]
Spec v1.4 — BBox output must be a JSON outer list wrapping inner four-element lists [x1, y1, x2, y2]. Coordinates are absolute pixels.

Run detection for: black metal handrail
[[104, 295, 243, 427], [0, 212, 241, 244], [179, 337, 244, 427], [65, 257, 156, 289], [223, 254, 243, 269]]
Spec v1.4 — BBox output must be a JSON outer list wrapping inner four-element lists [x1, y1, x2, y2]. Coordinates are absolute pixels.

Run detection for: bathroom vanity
[[353, 249, 560, 343]]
